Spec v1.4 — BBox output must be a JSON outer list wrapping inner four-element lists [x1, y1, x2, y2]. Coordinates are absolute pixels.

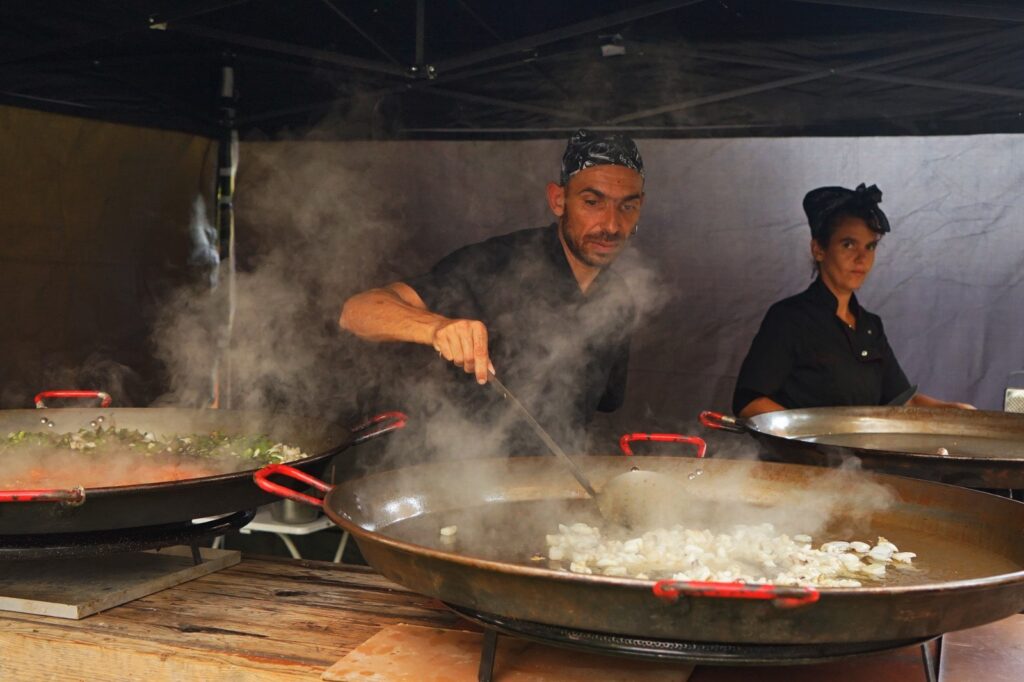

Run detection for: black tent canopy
[[4, 0, 1024, 139], [1, 2, 1022, 418]]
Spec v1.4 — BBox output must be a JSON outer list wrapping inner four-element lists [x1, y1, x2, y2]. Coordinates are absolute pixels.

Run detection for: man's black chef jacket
[[732, 277, 911, 415], [407, 224, 636, 452]]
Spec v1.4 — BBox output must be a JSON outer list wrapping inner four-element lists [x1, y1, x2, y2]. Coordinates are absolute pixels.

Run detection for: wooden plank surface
[[0, 546, 240, 619], [0, 555, 1022, 682], [323, 623, 694, 681], [941, 613, 1024, 682], [0, 556, 461, 681]]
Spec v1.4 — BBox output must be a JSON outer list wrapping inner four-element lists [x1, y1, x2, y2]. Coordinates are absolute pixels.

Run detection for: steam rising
[[143, 134, 900, 553], [153, 143, 408, 420], [153, 138, 673, 467], [343, 454, 898, 569]]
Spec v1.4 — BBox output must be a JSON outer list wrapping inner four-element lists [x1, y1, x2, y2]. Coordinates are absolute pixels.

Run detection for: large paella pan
[[257, 452, 1024, 646], [700, 406, 1024, 488], [0, 391, 403, 534]]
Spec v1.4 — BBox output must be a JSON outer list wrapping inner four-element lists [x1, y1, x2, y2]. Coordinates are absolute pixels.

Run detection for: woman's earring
[[631, 223, 639, 236]]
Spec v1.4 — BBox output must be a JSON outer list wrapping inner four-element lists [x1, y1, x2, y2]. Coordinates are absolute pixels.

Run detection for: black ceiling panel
[[3, 0, 1024, 139]]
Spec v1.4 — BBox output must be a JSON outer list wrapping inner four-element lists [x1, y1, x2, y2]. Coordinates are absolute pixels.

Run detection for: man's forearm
[[908, 392, 975, 410], [738, 396, 786, 418], [339, 286, 445, 345]]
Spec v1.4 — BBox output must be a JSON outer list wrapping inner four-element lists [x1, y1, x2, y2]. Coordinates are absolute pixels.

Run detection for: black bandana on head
[[803, 183, 891, 240], [560, 129, 644, 185]]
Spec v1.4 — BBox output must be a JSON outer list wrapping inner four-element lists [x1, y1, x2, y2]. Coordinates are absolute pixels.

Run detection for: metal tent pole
[[212, 56, 238, 409]]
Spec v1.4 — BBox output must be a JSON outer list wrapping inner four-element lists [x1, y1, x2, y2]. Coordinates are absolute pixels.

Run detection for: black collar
[[806, 276, 861, 316]]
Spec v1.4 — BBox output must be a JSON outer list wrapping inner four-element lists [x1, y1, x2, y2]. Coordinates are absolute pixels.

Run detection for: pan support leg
[[275, 533, 302, 559], [921, 635, 942, 682], [332, 531, 350, 563], [190, 541, 204, 566], [477, 628, 498, 682]]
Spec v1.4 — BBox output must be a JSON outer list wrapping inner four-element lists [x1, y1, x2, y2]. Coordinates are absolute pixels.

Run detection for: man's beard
[[559, 215, 623, 269]]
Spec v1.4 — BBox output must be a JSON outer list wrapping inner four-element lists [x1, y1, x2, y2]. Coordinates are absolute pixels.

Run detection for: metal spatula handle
[[488, 373, 598, 498]]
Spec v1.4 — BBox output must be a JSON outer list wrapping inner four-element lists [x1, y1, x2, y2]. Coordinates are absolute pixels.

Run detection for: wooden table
[[1, 556, 1021, 681]]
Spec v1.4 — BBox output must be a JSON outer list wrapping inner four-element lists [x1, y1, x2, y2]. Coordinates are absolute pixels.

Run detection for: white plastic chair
[[1006, 371, 1024, 413]]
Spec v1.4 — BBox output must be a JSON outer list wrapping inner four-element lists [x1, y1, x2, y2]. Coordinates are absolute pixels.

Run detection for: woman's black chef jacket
[[732, 277, 912, 415]]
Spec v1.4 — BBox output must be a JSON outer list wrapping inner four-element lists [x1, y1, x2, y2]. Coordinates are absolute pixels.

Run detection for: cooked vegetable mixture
[[546, 522, 916, 587], [1, 425, 309, 488], [3, 427, 306, 463]]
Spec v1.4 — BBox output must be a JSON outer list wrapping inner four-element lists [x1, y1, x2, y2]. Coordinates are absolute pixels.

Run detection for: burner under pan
[[446, 603, 942, 682], [0, 509, 255, 560]]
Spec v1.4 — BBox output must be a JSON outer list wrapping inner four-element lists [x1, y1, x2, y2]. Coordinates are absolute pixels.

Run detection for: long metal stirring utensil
[[487, 373, 598, 498], [488, 372, 685, 528]]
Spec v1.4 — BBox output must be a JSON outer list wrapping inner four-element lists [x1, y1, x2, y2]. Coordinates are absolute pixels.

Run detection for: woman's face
[[812, 218, 881, 294]]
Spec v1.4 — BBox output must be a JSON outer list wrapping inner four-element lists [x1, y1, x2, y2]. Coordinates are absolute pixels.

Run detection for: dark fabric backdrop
[[236, 136, 1024, 440], [3, 122, 1019, 433]]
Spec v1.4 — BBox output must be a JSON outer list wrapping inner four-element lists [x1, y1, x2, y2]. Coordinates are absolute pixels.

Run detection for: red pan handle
[[351, 411, 408, 444], [619, 433, 707, 458], [698, 410, 747, 434], [0, 486, 86, 505], [35, 390, 113, 409], [653, 579, 819, 609], [253, 463, 331, 507], [254, 412, 407, 505]]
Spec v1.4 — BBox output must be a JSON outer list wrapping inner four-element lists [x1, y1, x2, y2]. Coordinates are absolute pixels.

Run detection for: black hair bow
[[803, 182, 890, 239]]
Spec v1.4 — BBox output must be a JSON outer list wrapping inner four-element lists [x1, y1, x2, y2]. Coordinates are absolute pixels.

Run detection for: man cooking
[[339, 129, 644, 455]]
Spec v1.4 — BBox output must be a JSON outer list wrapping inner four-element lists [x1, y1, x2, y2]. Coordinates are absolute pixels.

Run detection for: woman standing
[[732, 183, 973, 418]]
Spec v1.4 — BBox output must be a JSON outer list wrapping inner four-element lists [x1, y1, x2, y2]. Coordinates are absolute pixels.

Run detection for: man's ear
[[546, 182, 566, 217]]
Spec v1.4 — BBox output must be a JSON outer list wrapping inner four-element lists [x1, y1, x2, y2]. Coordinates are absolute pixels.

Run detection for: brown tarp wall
[[0, 105, 214, 408]]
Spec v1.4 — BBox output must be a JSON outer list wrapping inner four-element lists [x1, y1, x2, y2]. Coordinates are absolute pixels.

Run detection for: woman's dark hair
[[803, 183, 890, 247], [813, 205, 887, 247]]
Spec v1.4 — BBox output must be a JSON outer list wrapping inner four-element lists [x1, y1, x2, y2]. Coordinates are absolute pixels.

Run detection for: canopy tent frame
[[4, 1, 1024, 138]]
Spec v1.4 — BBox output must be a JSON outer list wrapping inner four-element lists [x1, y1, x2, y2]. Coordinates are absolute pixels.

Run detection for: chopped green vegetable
[[1, 427, 307, 465]]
